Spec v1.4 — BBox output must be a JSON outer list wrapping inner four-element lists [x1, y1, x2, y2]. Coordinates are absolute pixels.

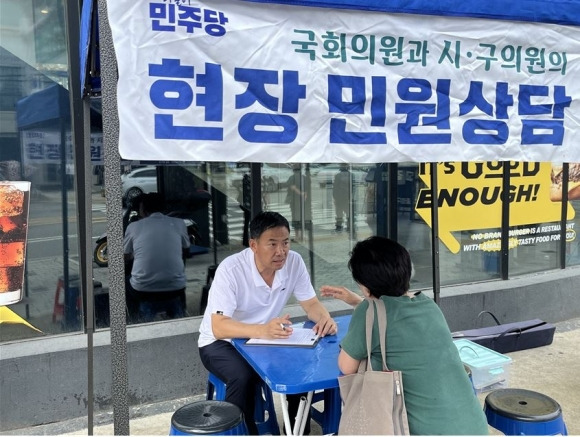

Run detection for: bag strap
[[374, 298, 389, 371], [365, 298, 390, 371], [477, 310, 502, 327], [365, 299, 374, 369], [494, 320, 547, 342]]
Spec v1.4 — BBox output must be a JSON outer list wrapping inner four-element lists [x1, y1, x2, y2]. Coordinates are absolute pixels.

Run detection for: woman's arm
[[320, 285, 364, 307], [338, 348, 361, 374]]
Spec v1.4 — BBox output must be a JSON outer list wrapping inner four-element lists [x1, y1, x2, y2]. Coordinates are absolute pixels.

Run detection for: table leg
[[294, 395, 307, 435], [297, 391, 314, 435], [279, 391, 314, 436], [280, 394, 293, 436]]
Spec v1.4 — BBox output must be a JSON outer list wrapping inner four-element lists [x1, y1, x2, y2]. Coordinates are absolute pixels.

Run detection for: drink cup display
[[0, 181, 31, 306]]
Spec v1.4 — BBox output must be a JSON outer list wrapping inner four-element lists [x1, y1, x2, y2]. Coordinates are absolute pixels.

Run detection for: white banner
[[106, 0, 580, 163], [22, 130, 104, 165]]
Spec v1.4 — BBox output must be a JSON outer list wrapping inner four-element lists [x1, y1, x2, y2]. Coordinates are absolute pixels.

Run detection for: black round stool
[[169, 400, 249, 436], [484, 388, 568, 435]]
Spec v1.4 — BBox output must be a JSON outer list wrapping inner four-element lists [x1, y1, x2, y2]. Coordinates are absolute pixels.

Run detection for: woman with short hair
[[321, 236, 489, 435]]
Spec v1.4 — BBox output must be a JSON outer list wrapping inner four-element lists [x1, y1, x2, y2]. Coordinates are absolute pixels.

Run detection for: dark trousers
[[125, 277, 185, 323], [199, 340, 311, 435]]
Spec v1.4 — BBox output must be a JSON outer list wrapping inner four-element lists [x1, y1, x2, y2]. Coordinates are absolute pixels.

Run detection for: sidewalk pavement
[[8, 317, 577, 436]]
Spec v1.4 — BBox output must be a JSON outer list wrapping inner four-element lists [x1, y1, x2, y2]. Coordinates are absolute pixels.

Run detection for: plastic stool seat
[[484, 388, 568, 435], [169, 401, 248, 435], [206, 372, 279, 435]]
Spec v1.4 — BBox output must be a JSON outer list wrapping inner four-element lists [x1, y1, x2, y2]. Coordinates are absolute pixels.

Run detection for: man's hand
[[264, 315, 293, 339], [300, 297, 337, 337], [312, 315, 337, 337]]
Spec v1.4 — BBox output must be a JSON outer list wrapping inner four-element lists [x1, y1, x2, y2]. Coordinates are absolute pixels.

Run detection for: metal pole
[[305, 165, 315, 278], [376, 163, 389, 238], [250, 162, 262, 217], [98, 0, 131, 433], [501, 163, 510, 280], [387, 163, 398, 239], [64, 0, 95, 432], [347, 164, 355, 241], [560, 163, 569, 269], [429, 163, 441, 304], [59, 110, 70, 323], [210, 182, 219, 266]]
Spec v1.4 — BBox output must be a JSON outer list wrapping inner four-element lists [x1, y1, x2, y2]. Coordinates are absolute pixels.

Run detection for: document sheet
[[245, 328, 321, 347]]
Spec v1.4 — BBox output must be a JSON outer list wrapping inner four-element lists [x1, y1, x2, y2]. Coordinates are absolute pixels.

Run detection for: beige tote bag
[[338, 298, 410, 435]]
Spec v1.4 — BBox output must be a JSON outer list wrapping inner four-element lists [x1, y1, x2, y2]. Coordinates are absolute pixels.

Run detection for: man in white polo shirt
[[198, 211, 337, 435]]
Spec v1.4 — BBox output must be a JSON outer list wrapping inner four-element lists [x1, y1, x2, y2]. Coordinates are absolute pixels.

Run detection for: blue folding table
[[232, 314, 351, 435]]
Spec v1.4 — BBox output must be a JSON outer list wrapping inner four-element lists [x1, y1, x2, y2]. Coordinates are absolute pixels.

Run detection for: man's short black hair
[[249, 211, 290, 240], [141, 193, 164, 214], [348, 236, 412, 297]]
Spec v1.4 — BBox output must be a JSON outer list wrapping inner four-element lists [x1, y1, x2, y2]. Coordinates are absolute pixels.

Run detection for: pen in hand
[[277, 315, 292, 335]]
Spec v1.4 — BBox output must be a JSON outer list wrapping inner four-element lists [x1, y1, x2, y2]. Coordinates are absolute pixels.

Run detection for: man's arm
[[123, 226, 135, 273], [211, 313, 291, 340], [123, 253, 134, 274], [179, 219, 191, 262], [208, 263, 293, 341], [182, 248, 190, 263], [299, 297, 337, 337]]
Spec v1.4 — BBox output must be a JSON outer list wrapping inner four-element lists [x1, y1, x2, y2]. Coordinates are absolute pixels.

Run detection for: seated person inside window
[[123, 193, 190, 323]]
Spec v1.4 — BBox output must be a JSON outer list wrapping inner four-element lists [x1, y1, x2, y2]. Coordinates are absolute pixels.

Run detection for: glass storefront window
[[1, 0, 576, 341], [563, 163, 580, 267], [396, 163, 433, 289], [508, 162, 566, 275], [1, 0, 81, 342], [264, 163, 371, 296], [567, 195, 580, 266]]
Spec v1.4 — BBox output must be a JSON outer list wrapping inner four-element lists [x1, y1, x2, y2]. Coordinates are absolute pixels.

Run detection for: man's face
[[250, 226, 290, 273]]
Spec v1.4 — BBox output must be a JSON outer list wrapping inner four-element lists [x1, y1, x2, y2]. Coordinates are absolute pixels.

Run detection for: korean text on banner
[[106, 0, 580, 163]]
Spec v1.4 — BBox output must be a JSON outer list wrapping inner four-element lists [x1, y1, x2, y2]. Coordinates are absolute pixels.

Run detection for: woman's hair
[[249, 211, 290, 240], [348, 236, 412, 297]]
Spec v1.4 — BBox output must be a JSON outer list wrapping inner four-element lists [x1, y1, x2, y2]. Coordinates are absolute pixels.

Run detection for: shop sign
[[415, 162, 577, 253]]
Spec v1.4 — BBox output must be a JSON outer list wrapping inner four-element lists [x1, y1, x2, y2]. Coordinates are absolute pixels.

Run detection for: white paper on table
[[245, 328, 320, 347]]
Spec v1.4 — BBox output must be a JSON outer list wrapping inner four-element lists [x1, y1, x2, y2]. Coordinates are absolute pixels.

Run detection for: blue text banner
[[106, 0, 580, 163]]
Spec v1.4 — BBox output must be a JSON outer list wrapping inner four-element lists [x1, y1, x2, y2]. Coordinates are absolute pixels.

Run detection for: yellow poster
[[415, 162, 576, 254]]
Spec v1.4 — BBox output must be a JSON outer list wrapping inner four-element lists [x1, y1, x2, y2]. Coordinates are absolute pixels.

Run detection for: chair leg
[[207, 373, 226, 400], [206, 373, 279, 435], [255, 382, 280, 435]]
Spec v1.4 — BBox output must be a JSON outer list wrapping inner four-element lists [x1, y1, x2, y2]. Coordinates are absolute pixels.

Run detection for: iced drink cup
[[0, 181, 31, 305]]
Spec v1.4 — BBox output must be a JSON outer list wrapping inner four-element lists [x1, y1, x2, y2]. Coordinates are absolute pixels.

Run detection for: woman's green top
[[341, 293, 489, 435]]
